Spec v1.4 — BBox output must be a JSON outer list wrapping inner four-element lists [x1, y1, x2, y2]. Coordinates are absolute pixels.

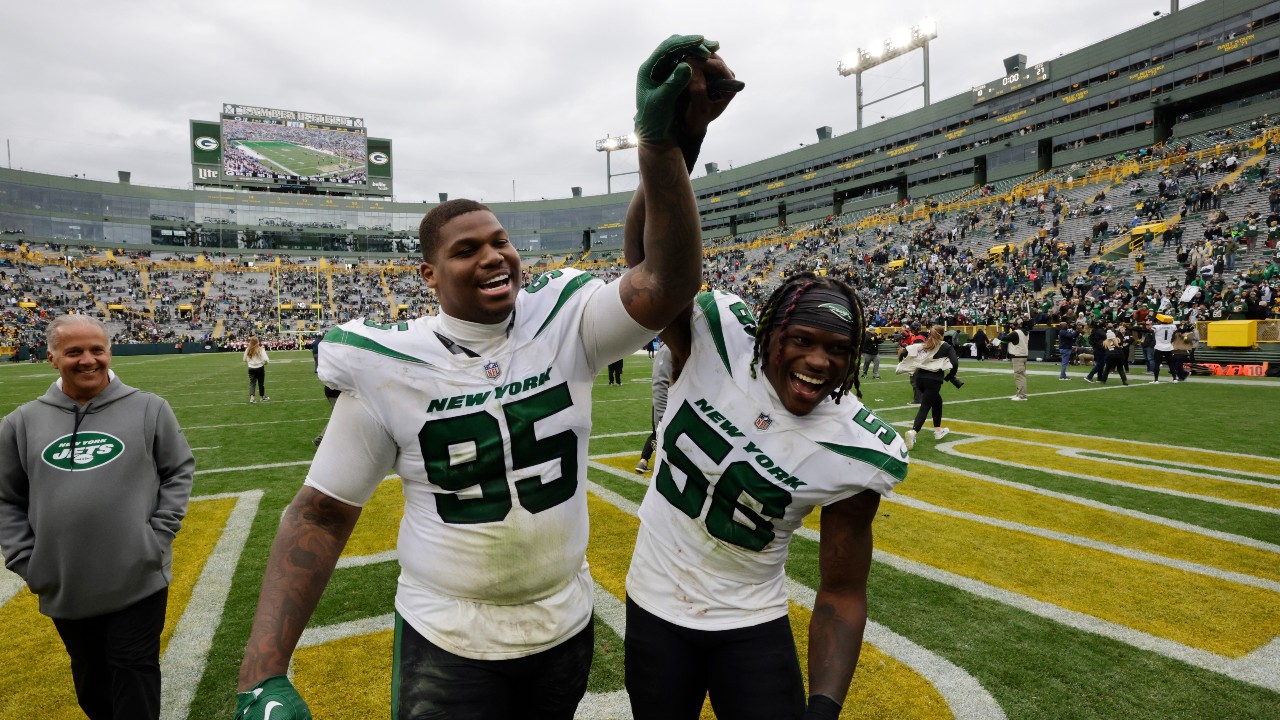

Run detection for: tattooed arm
[[237, 486, 361, 690], [618, 49, 738, 332], [807, 489, 881, 709]]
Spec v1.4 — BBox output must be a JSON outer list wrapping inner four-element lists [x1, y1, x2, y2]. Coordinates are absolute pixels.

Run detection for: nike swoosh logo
[[899, 447, 910, 459], [264, 700, 284, 720]]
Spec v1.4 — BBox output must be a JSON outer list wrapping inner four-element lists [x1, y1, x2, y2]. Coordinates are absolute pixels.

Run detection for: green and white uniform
[[627, 290, 908, 630], [310, 268, 652, 660]]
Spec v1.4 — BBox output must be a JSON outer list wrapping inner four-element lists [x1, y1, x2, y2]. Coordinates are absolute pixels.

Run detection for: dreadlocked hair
[[748, 272, 869, 404]]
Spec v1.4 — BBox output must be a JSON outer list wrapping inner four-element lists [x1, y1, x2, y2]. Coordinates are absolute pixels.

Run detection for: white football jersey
[[316, 268, 616, 659], [627, 290, 909, 630]]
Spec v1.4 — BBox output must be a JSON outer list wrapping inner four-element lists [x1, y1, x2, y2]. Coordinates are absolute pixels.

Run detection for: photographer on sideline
[[1000, 318, 1030, 401]]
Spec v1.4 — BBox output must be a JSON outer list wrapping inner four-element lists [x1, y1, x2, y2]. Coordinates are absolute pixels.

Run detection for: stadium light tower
[[594, 132, 639, 194], [837, 17, 938, 130]]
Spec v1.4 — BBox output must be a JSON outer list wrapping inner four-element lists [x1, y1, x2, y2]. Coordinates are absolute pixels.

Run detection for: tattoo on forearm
[[239, 491, 356, 688]]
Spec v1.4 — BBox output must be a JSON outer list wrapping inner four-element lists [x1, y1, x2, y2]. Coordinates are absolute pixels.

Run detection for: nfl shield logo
[[484, 360, 502, 379], [754, 413, 772, 431]]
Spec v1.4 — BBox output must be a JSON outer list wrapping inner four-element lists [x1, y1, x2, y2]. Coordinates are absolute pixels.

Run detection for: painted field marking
[[937, 419, 1280, 477], [594, 447, 1280, 694], [0, 491, 258, 720], [905, 460, 1280, 574], [857, 547, 1280, 693], [938, 436, 1279, 514], [161, 491, 262, 720], [184, 416, 332, 431], [887, 490, 1280, 592]]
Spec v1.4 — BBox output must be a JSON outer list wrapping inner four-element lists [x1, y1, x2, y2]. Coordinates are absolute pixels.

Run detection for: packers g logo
[[194, 136, 220, 152], [41, 432, 126, 471], [368, 151, 389, 165]]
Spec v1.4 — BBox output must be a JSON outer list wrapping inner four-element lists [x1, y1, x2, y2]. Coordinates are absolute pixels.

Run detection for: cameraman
[[1000, 318, 1030, 400]]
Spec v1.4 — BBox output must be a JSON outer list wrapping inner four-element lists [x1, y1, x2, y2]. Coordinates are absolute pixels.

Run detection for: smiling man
[[620, 268, 909, 720], [234, 34, 739, 720], [0, 314, 194, 720]]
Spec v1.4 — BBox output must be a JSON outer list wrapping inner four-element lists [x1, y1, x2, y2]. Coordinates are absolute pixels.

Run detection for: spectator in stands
[[899, 325, 960, 449], [0, 315, 194, 720], [243, 336, 269, 403]]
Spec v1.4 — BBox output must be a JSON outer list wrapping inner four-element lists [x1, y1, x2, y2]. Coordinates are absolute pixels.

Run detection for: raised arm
[[237, 486, 360, 690], [806, 489, 881, 717], [619, 35, 740, 332]]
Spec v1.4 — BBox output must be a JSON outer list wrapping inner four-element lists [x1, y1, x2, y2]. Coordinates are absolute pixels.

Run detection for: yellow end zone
[[955, 438, 1280, 509], [343, 479, 403, 558], [0, 496, 236, 720], [860, 504, 1280, 657], [942, 420, 1280, 478], [899, 466, 1280, 583]]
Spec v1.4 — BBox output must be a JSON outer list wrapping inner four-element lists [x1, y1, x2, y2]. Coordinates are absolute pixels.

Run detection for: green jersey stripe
[[323, 327, 433, 365], [816, 441, 909, 483], [696, 292, 733, 375], [534, 273, 595, 338]]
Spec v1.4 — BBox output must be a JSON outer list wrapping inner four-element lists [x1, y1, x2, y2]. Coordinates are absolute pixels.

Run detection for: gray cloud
[[1, 0, 1199, 202]]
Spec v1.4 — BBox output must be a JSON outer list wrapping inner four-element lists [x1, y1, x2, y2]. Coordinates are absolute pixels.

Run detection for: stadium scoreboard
[[190, 103, 392, 196], [972, 64, 1048, 104]]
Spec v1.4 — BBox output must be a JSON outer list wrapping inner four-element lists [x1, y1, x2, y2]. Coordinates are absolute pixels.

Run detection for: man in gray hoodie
[[0, 314, 194, 720]]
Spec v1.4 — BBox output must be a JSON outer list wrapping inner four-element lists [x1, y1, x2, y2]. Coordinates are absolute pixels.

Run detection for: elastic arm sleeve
[[580, 280, 658, 371], [304, 393, 398, 507]]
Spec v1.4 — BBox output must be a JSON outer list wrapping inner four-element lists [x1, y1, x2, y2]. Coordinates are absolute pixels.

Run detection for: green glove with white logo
[[634, 34, 710, 143], [235, 676, 311, 719]]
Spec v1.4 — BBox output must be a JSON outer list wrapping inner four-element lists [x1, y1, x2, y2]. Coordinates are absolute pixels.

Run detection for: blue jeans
[[1059, 348, 1072, 378], [1085, 354, 1106, 381]]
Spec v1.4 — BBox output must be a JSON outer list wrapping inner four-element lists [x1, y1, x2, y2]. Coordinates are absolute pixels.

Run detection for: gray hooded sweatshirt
[[0, 375, 194, 619]]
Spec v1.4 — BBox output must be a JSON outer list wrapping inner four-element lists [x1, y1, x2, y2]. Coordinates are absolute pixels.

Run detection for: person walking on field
[[243, 336, 269, 403], [0, 315, 194, 720], [898, 325, 961, 449]]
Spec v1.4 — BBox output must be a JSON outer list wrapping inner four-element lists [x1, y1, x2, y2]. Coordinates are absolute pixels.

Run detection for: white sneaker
[[1011, 396, 1027, 401], [1149, 380, 1161, 384], [904, 430, 917, 449], [249, 396, 255, 403], [262, 396, 270, 402], [635, 459, 649, 474], [934, 427, 951, 440]]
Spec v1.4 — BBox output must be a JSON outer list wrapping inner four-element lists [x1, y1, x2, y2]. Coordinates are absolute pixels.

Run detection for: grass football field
[[1, 351, 1278, 719], [236, 141, 356, 178]]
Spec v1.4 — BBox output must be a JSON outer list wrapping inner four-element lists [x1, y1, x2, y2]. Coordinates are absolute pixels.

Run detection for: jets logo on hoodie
[[41, 432, 125, 471]]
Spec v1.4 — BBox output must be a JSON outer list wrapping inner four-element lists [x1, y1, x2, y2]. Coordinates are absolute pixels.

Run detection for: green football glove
[[235, 676, 311, 720], [634, 34, 710, 143]]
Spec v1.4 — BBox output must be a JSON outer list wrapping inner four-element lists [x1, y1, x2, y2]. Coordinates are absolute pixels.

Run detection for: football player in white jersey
[[233, 34, 740, 720], [622, 207, 908, 718]]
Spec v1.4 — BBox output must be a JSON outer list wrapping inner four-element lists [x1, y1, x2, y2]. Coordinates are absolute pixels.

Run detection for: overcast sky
[[1, 0, 1202, 204]]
